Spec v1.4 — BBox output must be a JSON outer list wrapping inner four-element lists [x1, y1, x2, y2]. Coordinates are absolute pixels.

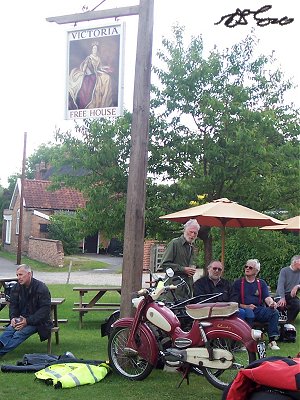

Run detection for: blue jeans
[[0, 324, 37, 356], [238, 306, 280, 339]]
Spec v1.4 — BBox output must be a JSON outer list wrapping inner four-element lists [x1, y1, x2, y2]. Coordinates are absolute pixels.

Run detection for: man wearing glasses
[[232, 259, 280, 350], [193, 260, 235, 302]]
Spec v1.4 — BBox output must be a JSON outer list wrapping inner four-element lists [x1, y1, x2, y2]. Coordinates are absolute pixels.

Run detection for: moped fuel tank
[[146, 302, 180, 332]]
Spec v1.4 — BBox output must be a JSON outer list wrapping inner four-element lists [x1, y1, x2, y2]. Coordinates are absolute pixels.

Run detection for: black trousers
[[285, 293, 300, 323]]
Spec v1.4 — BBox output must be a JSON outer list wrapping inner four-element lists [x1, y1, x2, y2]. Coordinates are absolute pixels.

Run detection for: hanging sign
[[66, 22, 125, 119]]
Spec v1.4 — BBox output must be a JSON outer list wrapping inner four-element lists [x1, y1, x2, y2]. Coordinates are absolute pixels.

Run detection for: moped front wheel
[[200, 338, 256, 391], [108, 327, 154, 380]]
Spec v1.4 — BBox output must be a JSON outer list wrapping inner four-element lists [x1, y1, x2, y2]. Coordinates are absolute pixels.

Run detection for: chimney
[[34, 161, 48, 180]]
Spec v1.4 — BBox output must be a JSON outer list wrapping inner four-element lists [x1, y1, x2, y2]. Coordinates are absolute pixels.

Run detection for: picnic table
[[73, 286, 121, 328]]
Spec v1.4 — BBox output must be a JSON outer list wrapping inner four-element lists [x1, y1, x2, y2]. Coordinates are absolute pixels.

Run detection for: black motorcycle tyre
[[198, 338, 256, 391], [108, 326, 154, 380]]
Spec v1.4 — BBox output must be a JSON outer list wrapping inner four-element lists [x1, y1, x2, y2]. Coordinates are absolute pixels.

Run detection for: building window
[[5, 219, 12, 244], [16, 209, 20, 235], [40, 224, 49, 233]]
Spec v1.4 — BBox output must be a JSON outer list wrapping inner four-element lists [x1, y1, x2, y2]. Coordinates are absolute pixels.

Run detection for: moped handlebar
[[136, 283, 181, 301]]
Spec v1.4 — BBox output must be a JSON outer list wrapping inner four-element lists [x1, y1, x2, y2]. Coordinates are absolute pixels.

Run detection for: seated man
[[232, 259, 280, 351], [193, 260, 235, 302], [0, 264, 53, 358], [276, 255, 300, 323]]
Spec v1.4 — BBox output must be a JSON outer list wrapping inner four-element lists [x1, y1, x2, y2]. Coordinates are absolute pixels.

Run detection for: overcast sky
[[0, 0, 299, 187]]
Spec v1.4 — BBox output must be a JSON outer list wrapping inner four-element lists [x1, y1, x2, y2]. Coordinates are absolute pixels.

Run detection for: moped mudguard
[[204, 316, 258, 353], [112, 317, 159, 365]]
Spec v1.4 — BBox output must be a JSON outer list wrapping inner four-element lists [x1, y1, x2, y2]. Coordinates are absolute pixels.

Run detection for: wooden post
[[120, 0, 154, 316], [16, 132, 27, 265], [66, 261, 73, 284]]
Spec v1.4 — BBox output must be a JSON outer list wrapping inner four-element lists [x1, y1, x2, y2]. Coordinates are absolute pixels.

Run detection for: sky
[[0, 0, 299, 188]]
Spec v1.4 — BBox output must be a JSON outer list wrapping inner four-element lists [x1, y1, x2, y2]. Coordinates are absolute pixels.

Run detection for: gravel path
[[0, 255, 202, 286]]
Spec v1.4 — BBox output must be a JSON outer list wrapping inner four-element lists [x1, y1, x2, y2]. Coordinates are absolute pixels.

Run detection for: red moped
[[108, 273, 266, 390]]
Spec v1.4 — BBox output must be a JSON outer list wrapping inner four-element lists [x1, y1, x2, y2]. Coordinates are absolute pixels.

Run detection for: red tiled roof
[[23, 180, 86, 210]]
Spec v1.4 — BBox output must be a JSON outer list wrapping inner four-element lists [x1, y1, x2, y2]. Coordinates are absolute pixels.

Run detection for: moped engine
[[163, 347, 233, 369]]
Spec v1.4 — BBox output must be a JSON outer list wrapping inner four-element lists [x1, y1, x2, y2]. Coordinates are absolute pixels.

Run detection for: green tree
[[149, 26, 300, 263], [48, 212, 84, 255], [26, 142, 69, 179], [50, 113, 132, 240], [150, 26, 300, 214]]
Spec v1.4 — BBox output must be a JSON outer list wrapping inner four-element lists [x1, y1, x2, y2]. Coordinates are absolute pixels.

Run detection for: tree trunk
[[198, 226, 212, 276]]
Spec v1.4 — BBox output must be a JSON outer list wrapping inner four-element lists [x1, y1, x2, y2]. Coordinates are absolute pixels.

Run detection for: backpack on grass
[[222, 356, 300, 400]]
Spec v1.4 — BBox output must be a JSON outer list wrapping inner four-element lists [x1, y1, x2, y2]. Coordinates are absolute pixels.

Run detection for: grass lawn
[[0, 250, 110, 272], [0, 284, 299, 399]]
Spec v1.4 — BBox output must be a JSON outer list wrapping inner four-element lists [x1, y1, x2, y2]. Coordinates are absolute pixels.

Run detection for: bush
[[48, 213, 83, 255], [211, 228, 300, 289], [160, 226, 299, 291]]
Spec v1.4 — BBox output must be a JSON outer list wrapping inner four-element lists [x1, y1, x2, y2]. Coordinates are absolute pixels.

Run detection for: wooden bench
[[73, 303, 120, 307], [0, 324, 60, 354], [73, 306, 119, 312], [0, 318, 68, 324]]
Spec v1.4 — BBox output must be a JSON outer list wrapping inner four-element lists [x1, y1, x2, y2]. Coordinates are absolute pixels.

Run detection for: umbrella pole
[[221, 226, 225, 265]]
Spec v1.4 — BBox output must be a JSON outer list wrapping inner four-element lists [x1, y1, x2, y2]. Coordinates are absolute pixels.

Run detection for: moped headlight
[[251, 329, 264, 341]]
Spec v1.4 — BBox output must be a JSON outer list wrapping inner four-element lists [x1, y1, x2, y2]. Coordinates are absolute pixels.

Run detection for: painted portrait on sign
[[67, 24, 124, 119]]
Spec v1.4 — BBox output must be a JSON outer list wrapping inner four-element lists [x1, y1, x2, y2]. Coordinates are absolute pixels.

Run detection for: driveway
[[0, 254, 148, 286]]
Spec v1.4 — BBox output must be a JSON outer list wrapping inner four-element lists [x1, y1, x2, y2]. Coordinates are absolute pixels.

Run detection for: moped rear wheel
[[200, 338, 256, 391], [108, 327, 154, 380]]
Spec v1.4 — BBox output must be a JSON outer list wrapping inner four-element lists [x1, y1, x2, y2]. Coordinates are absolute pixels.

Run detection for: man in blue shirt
[[232, 259, 280, 351]]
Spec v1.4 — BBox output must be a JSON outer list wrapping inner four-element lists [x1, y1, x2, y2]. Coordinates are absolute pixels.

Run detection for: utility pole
[[47, 0, 154, 316], [16, 132, 27, 265]]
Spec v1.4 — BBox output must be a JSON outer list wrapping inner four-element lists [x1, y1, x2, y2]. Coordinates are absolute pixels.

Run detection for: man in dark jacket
[[160, 219, 200, 299], [193, 260, 235, 302], [0, 264, 53, 357]]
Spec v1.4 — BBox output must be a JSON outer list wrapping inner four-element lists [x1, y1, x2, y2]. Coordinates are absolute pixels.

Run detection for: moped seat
[[185, 302, 239, 320]]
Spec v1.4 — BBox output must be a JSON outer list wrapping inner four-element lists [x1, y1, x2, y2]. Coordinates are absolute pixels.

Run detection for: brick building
[[2, 178, 86, 265]]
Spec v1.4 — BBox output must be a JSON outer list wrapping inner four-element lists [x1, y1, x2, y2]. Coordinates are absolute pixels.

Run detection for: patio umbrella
[[260, 215, 300, 232], [159, 197, 285, 264]]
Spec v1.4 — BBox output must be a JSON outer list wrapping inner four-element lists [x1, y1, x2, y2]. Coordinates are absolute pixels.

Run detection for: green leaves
[[149, 25, 300, 218]]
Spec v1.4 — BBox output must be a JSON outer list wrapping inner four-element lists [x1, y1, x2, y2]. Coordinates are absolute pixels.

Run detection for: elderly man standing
[[276, 255, 300, 323], [193, 260, 235, 302], [160, 219, 200, 298], [232, 259, 280, 350], [0, 264, 53, 357]]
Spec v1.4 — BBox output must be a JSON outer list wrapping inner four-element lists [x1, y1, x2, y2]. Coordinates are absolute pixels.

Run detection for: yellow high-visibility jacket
[[35, 362, 110, 389]]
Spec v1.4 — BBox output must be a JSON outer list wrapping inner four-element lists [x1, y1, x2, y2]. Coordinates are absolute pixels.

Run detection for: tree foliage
[[209, 228, 300, 289], [149, 26, 300, 216], [48, 212, 84, 255], [49, 113, 132, 240]]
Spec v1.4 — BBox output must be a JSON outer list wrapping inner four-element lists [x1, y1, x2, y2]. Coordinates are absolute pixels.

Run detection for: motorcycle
[[108, 270, 266, 391]]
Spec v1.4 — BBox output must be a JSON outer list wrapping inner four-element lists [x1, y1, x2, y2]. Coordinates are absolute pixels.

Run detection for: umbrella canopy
[[159, 198, 285, 264], [260, 215, 300, 232]]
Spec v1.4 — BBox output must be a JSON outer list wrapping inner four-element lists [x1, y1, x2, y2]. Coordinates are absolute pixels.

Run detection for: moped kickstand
[[176, 364, 191, 387]]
